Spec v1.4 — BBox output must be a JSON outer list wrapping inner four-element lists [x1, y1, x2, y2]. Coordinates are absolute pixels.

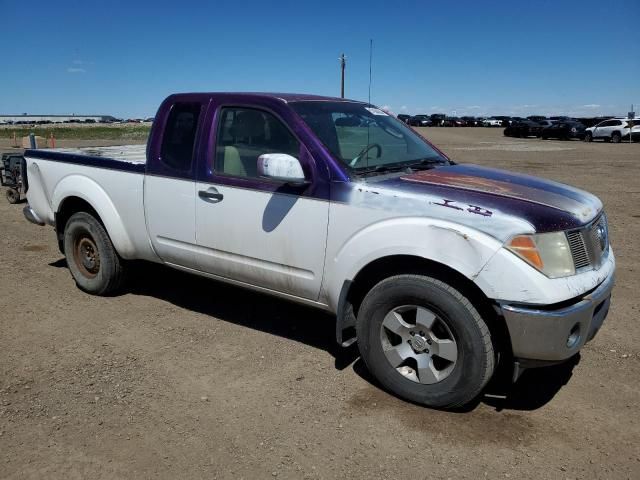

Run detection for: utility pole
[[340, 53, 346, 98]]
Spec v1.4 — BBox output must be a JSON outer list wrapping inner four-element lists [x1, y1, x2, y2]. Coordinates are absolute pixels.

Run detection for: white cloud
[[67, 67, 86, 73], [466, 105, 481, 110], [400, 105, 408, 111], [582, 104, 600, 108]]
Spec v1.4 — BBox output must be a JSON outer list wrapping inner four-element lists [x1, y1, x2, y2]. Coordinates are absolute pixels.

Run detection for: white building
[[0, 114, 117, 124]]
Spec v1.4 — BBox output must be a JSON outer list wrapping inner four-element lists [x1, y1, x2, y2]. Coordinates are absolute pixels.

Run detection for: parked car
[[540, 121, 586, 140], [442, 117, 466, 127], [503, 120, 543, 138], [397, 114, 411, 124], [430, 113, 446, 127], [482, 117, 503, 127], [461, 116, 481, 127], [536, 120, 555, 128], [408, 115, 432, 126], [22, 92, 615, 410], [585, 118, 640, 143], [527, 116, 547, 122]]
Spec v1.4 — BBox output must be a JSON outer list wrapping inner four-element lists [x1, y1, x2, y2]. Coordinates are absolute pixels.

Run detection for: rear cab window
[[160, 103, 202, 172]]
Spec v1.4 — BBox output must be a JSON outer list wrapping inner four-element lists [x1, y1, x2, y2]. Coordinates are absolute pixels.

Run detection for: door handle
[[198, 187, 224, 202]]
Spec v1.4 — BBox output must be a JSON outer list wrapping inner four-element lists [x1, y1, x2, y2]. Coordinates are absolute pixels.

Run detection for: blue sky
[[1, 0, 638, 118]]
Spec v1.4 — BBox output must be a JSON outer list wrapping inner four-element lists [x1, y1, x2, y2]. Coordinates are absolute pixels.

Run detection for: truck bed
[[25, 144, 147, 172]]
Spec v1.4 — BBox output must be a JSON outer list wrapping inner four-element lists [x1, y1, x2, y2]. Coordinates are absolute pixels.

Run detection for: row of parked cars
[[504, 117, 639, 143], [398, 114, 531, 127], [0, 117, 154, 126], [398, 113, 638, 143]]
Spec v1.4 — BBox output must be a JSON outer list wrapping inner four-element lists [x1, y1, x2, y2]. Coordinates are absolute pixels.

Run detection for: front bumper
[[500, 270, 614, 362]]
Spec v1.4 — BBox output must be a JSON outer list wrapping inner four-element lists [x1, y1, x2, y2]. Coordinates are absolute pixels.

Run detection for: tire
[[585, 132, 593, 142], [356, 275, 495, 409], [611, 132, 621, 143], [6, 188, 19, 204], [63, 212, 126, 295]]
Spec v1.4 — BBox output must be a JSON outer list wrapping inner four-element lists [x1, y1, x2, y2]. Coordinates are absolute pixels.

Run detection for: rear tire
[[356, 275, 495, 409], [63, 212, 126, 295], [611, 132, 621, 143]]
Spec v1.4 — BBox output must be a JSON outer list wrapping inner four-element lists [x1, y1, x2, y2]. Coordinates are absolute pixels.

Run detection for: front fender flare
[[324, 217, 504, 313]]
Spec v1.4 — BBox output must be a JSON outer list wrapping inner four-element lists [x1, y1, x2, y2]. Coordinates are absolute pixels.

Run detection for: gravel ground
[[1, 128, 638, 479]]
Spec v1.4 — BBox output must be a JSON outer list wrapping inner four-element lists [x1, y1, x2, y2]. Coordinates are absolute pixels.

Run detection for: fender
[[323, 216, 505, 312], [51, 175, 137, 258]]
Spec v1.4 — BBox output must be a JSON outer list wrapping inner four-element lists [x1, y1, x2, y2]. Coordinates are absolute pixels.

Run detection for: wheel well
[[54, 196, 102, 253], [337, 255, 512, 359]]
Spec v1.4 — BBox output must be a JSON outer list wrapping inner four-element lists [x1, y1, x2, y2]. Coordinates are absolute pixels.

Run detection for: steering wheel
[[349, 143, 383, 167]]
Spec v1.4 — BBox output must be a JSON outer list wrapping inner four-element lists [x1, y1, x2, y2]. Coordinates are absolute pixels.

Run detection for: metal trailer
[[1, 153, 25, 204]]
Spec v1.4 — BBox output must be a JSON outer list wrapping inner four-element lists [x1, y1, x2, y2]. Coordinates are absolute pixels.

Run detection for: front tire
[[63, 212, 126, 295], [356, 275, 495, 409], [585, 132, 593, 142]]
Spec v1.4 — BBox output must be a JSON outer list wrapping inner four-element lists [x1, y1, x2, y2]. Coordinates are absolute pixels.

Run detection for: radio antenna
[[339, 53, 346, 98], [368, 39, 373, 104]]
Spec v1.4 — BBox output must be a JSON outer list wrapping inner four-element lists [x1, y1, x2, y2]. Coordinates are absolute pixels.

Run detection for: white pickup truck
[[22, 93, 615, 409]]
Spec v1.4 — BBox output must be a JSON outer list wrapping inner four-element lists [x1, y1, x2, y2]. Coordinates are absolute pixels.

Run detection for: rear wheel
[[356, 275, 495, 409], [63, 212, 126, 295], [611, 132, 621, 143], [5, 188, 19, 204]]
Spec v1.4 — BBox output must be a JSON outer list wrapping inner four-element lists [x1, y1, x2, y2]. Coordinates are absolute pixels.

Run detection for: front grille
[[567, 213, 609, 271]]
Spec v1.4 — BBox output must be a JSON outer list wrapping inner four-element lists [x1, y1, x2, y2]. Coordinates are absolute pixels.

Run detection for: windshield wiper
[[406, 158, 446, 170], [356, 164, 407, 176], [354, 158, 447, 177]]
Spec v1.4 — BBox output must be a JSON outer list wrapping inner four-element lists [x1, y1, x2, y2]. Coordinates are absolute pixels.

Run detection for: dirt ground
[[1, 128, 638, 479]]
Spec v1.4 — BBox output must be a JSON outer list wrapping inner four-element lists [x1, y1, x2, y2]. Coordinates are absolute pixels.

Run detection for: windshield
[[290, 101, 447, 173]]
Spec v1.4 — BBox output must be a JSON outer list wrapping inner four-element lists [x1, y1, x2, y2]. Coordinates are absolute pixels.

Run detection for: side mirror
[[257, 153, 307, 184]]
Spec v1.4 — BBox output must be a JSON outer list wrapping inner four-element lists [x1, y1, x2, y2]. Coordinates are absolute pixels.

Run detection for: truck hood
[[356, 164, 602, 238]]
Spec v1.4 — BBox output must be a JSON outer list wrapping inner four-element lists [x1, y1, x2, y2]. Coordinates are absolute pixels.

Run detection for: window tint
[[160, 103, 202, 171], [214, 107, 300, 178]]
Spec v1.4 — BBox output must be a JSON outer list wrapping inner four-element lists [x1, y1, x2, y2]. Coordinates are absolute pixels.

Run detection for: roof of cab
[[166, 92, 366, 104]]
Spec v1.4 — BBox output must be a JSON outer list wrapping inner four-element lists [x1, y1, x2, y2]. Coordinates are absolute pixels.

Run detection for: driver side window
[[214, 107, 300, 178]]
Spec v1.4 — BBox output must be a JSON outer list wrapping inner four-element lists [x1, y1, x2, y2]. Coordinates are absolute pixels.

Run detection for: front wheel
[[584, 132, 593, 142], [356, 275, 495, 409], [63, 212, 126, 295]]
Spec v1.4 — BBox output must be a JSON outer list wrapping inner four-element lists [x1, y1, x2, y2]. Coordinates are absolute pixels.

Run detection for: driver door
[[194, 106, 329, 300]]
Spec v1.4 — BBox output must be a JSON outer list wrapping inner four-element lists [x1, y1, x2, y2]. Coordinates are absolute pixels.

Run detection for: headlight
[[506, 232, 575, 278]]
